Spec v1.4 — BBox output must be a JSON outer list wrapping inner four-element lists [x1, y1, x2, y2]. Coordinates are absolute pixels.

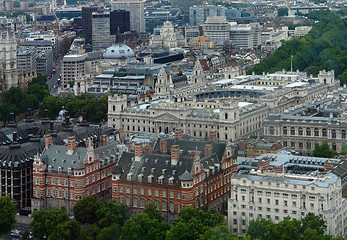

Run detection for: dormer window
[[138, 173, 143, 182], [127, 173, 132, 181], [148, 174, 153, 183], [48, 165, 52, 173], [58, 166, 62, 174], [68, 168, 72, 174], [169, 176, 174, 185], [158, 175, 164, 184]]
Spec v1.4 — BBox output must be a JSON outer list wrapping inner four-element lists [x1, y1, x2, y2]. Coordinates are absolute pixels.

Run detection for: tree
[[166, 207, 223, 240], [312, 141, 337, 158], [0, 196, 17, 236], [73, 196, 98, 225], [199, 225, 238, 240], [30, 207, 79, 240], [277, 8, 288, 17], [247, 218, 274, 240], [340, 144, 347, 155], [301, 212, 326, 236], [95, 200, 128, 228]]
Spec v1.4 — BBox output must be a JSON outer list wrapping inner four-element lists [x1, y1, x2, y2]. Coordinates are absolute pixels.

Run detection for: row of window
[[270, 126, 346, 139]]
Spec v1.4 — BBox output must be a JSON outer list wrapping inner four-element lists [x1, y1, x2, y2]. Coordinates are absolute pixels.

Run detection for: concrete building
[[92, 12, 112, 51], [189, 5, 225, 26], [111, 0, 145, 33], [36, 49, 53, 76], [170, 0, 202, 23], [202, 16, 230, 42], [110, 10, 130, 35], [228, 170, 346, 238], [61, 54, 87, 88], [230, 24, 255, 49], [293, 26, 312, 38]]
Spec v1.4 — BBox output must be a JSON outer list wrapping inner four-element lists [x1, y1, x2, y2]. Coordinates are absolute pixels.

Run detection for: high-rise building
[[202, 16, 230, 41], [171, 0, 202, 23], [82, 6, 98, 40], [110, 10, 130, 35], [111, 0, 145, 33], [189, 5, 225, 26], [61, 54, 87, 88], [92, 12, 112, 50], [229, 24, 255, 49]]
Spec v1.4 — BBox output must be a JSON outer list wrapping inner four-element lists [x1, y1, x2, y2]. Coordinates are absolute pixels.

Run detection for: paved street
[[48, 63, 61, 95]]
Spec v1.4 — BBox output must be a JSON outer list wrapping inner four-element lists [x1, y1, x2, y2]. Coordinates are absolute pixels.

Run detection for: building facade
[[111, 130, 237, 221], [228, 171, 347, 238], [189, 5, 225, 26], [32, 135, 119, 214], [111, 0, 145, 33], [82, 6, 98, 40], [202, 16, 230, 42], [92, 12, 112, 50]]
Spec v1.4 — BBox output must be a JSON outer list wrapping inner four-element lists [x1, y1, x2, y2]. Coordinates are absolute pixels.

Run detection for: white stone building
[[228, 171, 347, 238], [202, 16, 230, 42], [150, 21, 186, 48]]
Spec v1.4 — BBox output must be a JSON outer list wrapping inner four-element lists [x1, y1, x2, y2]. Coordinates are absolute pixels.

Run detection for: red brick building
[[111, 130, 237, 221], [32, 135, 119, 214]]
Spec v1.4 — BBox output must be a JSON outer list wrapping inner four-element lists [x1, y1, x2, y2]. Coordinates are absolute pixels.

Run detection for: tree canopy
[[247, 10, 347, 85], [0, 196, 17, 236], [312, 141, 337, 158]]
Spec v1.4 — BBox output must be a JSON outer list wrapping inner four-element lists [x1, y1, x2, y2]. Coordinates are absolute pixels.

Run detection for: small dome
[[180, 170, 193, 181], [103, 44, 135, 59]]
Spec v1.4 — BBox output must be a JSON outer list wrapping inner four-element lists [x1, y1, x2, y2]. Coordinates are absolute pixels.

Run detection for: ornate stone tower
[[154, 67, 173, 99], [0, 31, 19, 97], [191, 59, 204, 86]]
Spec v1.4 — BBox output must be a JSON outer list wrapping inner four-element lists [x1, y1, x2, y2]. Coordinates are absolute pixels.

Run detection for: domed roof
[[180, 170, 193, 181], [103, 44, 135, 59]]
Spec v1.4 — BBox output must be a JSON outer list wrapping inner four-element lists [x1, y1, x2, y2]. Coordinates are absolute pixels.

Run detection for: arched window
[[306, 128, 311, 136], [322, 128, 327, 137], [342, 130, 346, 139], [283, 126, 287, 135], [298, 127, 303, 135], [290, 127, 295, 135], [314, 128, 319, 137], [332, 129, 336, 139], [332, 142, 336, 151], [225, 113, 228, 120], [269, 126, 274, 135]]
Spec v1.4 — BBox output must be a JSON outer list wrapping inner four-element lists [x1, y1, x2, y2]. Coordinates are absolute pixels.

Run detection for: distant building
[[293, 26, 312, 38], [61, 54, 87, 88], [82, 6, 98, 40], [189, 5, 225, 26], [170, 0, 202, 23], [150, 21, 186, 48], [145, 8, 183, 34], [36, 49, 53, 76], [111, 0, 145, 33], [110, 10, 130, 35], [229, 24, 255, 49], [92, 12, 113, 50], [202, 16, 230, 42], [228, 170, 347, 238]]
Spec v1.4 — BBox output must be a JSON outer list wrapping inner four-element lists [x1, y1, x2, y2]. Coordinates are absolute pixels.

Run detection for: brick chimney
[[171, 145, 179, 166], [100, 135, 107, 146], [126, 142, 133, 152], [86, 138, 93, 148], [135, 142, 143, 161], [209, 131, 217, 142], [258, 159, 270, 172], [67, 136, 76, 155], [45, 134, 52, 149], [175, 128, 183, 140], [160, 139, 167, 155], [144, 145, 152, 154], [205, 144, 212, 157]]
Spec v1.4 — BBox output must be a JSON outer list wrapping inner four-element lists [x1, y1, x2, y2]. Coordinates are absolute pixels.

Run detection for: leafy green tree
[[3, 87, 25, 114], [0, 196, 17, 236], [277, 8, 288, 17], [96, 223, 122, 240], [79, 223, 100, 240], [301, 213, 326, 236], [312, 141, 337, 158], [199, 225, 238, 240], [247, 218, 273, 240], [0, 102, 16, 124], [166, 207, 223, 240], [73, 196, 98, 225], [340, 144, 347, 155], [95, 200, 128, 228], [30, 207, 79, 240]]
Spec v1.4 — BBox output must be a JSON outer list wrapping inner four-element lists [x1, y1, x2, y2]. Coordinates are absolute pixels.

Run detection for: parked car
[[11, 229, 21, 237]]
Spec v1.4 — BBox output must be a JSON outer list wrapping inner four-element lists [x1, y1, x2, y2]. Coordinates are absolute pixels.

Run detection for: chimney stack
[[171, 145, 179, 166], [209, 131, 217, 142], [258, 159, 270, 172], [144, 145, 152, 154], [175, 128, 183, 140], [135, 142, 143, 161], [160, 139, 167, 155], [126, 142, 133, 152], [86, 138, 93, 148], [100, 135, 107, 146], [45, 134, 52, 149], [67, 136, 76, 155], [205, 144, 212, 157]]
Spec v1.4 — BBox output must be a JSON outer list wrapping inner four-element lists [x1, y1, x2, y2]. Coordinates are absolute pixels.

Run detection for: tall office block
[[82, 6, 98, 39], [189, 5, 225, 26], [202, 16, 230, 41], [92, 12, 112, 50], [111, 0, 145, 33], [110, 10, 130, 35], [171, 0, 202, 23]]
